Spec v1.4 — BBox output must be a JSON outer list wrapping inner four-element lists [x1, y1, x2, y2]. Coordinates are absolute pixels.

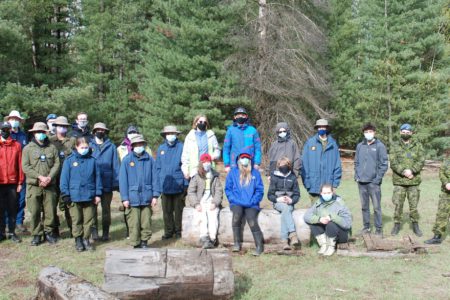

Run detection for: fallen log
[[182, 207, 310, 247], [103, 248, 234, 300], [36, 266, 117, 300]]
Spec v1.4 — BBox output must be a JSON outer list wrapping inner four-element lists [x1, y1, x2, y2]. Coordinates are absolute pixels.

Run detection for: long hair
[[239, 163, 252, 186], [197, 160, 208, 179], [191, 114, 210, 130]]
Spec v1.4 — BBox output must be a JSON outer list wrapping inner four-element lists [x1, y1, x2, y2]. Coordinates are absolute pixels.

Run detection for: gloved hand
[[62, 195, 72, 205]]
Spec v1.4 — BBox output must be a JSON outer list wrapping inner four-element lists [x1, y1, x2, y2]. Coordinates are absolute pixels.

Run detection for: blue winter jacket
[[90, 139, 119, 193], [60, 150, 103, 202], [225, 153, 264, 210], [155, 140, 188, 195], [223, 122, 262, 168], [119, 152, 159, 206], [11, 129, 28, 149], [300, 134, 342, 194]]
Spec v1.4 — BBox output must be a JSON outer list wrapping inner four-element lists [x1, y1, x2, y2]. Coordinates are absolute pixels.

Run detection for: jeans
[[273, 202, 296, 240], [358, 182, 382, 229], [310, 222, 349, 243]]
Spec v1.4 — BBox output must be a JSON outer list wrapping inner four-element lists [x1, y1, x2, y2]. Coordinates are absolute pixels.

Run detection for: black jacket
[[354, 138, 388, 184], [69, 123, 93, 140], [267, 170, 300, 205]]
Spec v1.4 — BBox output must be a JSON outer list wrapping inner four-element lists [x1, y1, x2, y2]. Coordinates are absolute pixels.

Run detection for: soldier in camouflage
[[425, 154, 450, 244], [390, 124, 425, 237]]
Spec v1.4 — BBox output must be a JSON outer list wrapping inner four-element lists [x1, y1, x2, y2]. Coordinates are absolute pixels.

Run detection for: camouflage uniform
[[431, 159, 450, 236], [390, 139, 425, 223]]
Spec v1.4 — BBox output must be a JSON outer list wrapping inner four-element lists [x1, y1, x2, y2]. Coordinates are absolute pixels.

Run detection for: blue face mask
[[321, 194, 333, 202], [9, 120, 20, 129], [318, 129, 327, 136], [133, 146, 145, 154], [35, 133, 47, 141], [78, 148, 89, 156]]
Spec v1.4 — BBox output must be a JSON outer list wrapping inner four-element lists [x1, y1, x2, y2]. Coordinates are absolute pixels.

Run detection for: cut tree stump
[[182, 207, 310, 247], [36, 266, 117, 300], [103, 248, 234, 300]]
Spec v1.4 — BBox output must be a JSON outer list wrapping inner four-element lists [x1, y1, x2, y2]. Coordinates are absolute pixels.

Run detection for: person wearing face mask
[[49, 116, 75, 238], [389, 123, 425, 237], [301, 119, 342, 204], [89, 123, 119, 241], [46, 114, 58, 136], [266, 122, 301, 179], [22, 122, 60, 246], [267, 157, 300, 250], [225, 152, 265, 256], [69, 112, 92, 140], [60, 137, 102, 252], [187, 154, 223, 249], [117, 125, 152, 162], [354, 123, 388, 236], [0, 122, 24, 243], [119, 135, 159, 248], [181, 115, 220, 179], [4, 110, 28, 233], [223, 107, 262, 173], [304, 183, 352, 256], [155, 125, 188, 240]]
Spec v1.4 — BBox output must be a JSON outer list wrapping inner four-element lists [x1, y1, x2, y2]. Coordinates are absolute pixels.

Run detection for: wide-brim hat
[[5, 110, 24, 121], [313, 119, 330, 129], [28, 122, 49, 132], [160, 125, 181, 136], [53, 116, 70, 127], [92, 122, 109, 132], [130, 134, 146, 145]]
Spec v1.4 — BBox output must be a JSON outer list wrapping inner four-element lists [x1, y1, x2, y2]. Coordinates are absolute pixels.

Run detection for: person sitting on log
[[225, 151, 264, 256], [267, 157, 301, 250], [304, 183, 352, 256], [187, 153, 223, 249]]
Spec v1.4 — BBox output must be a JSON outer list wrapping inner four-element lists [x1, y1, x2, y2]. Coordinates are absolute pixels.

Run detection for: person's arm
[[329, 201, 352, 230], [224, 172, 235, 204], [292, 142, 301, 177], [59, 159, 70, 197], [21, 147, 40, 184], [181, 137, 190, 177], [186, 176, 199, 208], [374, 143, 388, 184], [95, 161, 103, 197], [223, 128, 231, 167], [48, 146, 61, 181], [267, 172, 277, 203], [389, 146, 405, 175], [17, 145, 25, 185], [300, 142, 309, 187], [151, 157, 161, 198], [291, 177, 300, 204], [250, 171, 264, 205], [354, 143, 360, 181], [112, 146, 120, 189], [304, 205, 319, 224], [332, 147, 342, 189], [440, 160, 449, 186], [253, 129, 262, 166], [411, 143, 425, 175], [212, 177, 224, 207], [211, 133, 221, 160], [119, 159, 129, 201]]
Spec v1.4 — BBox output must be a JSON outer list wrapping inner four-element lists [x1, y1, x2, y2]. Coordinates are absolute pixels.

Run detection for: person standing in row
[[390, 124, 425, 237], [187, 154, 223, 249], [225, 152, 265, 256], [90, 123, 119, 241], [0, 122, 24, 243], [223, 107, 262, 172], [156, 126, 188, 240], [49, 116, 75, 237], [119, 135, 159, 248], [60, 137, 102, 252], [301, 119, 342, 203], [182, 114, 220, 179], [46, 114, 58, 137], [69, 112, 92, 140], [266, 122, 301, 179], [354, 123, 388, 236], [22, 122, 60, 246]]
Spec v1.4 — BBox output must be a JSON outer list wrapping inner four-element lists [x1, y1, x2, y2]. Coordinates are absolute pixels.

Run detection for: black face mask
[[1, 130, 10, 139], [400, 134, 411, 141], [197, 122, 207, 131], [95, 131, 106, 140], [235, 117, 248, 124], [279, 165, 290, 175]]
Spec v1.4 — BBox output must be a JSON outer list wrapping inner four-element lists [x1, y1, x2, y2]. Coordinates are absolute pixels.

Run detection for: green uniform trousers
[[125, 206, 152, 247], [27, 185, 57, 236], [92, 192, 113, 230], [392, 185, 420, 223], [161, 193, 185, 236], [432, 191, 450, 236], [69, 201, 95, 239]]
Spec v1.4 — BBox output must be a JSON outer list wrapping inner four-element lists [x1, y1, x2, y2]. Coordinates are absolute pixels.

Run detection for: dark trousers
[[310, 222, 349, 243], [93, 192, 113, 230], [231, 205, 261, 232], [0, 185, 18, 234], [161, 193, 185, 235], [358, 182, 382, 230]]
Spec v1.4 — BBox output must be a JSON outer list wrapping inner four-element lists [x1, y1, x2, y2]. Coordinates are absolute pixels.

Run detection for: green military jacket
[[389, 139, 425, 186], [440, 158, 450, 193], [49, 135, 75, 165], [22, 139, 61, 186]]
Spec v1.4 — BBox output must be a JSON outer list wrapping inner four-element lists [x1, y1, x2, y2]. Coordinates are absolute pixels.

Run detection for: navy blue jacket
[[119, 152, 159, 206], [11, 129, 28, 149], [60, 150, 103, 202], [300, 134, 342, 194], [155, 140, 188, 195], [90, 139, 119, 193]]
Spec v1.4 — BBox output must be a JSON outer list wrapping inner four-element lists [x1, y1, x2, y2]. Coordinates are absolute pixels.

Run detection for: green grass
[[0, 172, 449, 300]]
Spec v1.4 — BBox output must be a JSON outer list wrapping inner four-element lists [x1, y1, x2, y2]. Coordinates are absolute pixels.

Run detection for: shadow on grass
[[234, 272, 252, 299]]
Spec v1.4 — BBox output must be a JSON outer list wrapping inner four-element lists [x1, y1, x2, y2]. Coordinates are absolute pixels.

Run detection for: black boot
[[53, 227, 60, 239], [412, 222, 423, 237], [75, 237, 85, 252], [102, 226, 110, 241], [8, 233, 21, 243], [82, 238, 94, 251], [31, 235, 41, 246], [45, 232, 57, 244], [91, 227, 99, 241], [424, 234, 442, 244], [140, 240, 149, 249], [391, 223, 400, 236], [252, 231, 264, 256], [232, 227, 242, 252], [202, 237, 214, 249]]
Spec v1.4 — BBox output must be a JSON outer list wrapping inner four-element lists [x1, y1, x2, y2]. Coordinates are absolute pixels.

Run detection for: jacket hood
[[275, 122, 290, 132]]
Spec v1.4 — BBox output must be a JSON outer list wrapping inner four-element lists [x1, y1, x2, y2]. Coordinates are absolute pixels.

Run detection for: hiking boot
[[140, 240, 149, 249], [358, 227, 371, 236], [289, 232, 300, 248], [75, 237, 85, 252], [316, 233, 327, 255], [391, 223, 400, 236], [101, 226, 110, 241], [424, 234, 442, 245], [232, 227, 242, 252], [251, 231, 264, 256], [175, 233, 182, 239], [282, 240, 292, 251], [374, 228, 383, 238], [161, 233, 173, 240], [412, 222, 423, 237], [8, 233, 21, 243], [82, 238, 94, 251], [202, 238, 214, 249], [91, 227, 99, 241], [31, 235, 41, 246], [45, 232, 57, 244], [323, 236, 337, 256]]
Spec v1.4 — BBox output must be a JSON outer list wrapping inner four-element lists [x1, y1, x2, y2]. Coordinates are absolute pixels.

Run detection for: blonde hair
[[239, 164, 252, 186], [277, 156, 292, 170], [192, 114, 209, 129]]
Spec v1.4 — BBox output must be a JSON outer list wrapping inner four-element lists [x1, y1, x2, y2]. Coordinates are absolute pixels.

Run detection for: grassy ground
[[0, 171, 449, 300]]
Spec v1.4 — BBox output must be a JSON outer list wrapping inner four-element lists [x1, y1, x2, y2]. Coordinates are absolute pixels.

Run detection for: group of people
[[0, 107, 448, 257]]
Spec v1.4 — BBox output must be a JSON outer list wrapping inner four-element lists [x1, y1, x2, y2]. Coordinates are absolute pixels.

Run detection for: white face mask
[[203, 162, 212, 172], [9, 120, 20, 129], [166, 134, 177, 143], [78, 120, 88, 128], [278, 132, 287, 138], [364, 132, 374, 141], [239, 158, 250, 167], [133, 146, 145, 154]]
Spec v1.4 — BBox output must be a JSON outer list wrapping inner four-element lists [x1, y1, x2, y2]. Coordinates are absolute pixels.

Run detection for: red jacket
[[0, 138, 25, 185]]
